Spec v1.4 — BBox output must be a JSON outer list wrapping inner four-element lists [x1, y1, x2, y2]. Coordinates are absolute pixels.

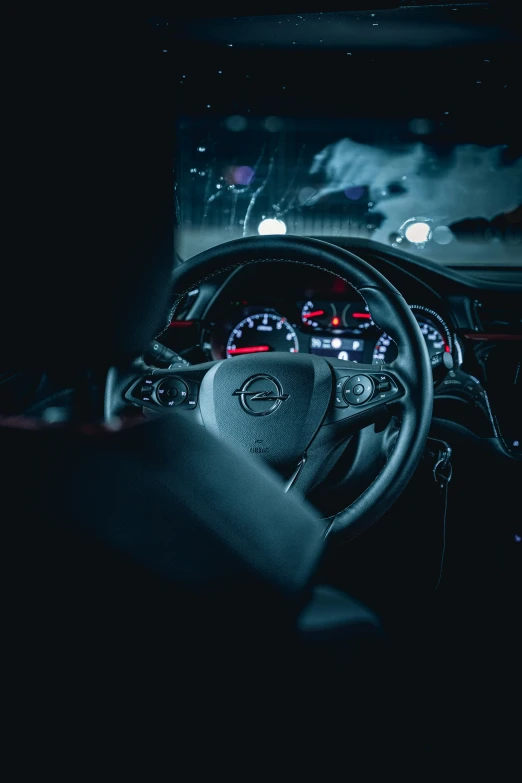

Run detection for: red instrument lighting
[[227, 345, 270, 355]]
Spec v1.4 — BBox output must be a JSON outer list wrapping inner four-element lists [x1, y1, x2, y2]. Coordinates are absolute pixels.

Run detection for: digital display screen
[[310, 336, 365, 362]]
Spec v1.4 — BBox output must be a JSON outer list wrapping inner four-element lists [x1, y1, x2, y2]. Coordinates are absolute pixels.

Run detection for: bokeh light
[[258, 218, 287, 235], [433, 226, 454, 245], [405, 221, 432, 244], [225, 115, 248, 132], [409, 118, 433, 135], [224, 165, 255, 186], [344, 186, 365, 201], [298, 186, 317, 205], [264, 116, 284, 133]]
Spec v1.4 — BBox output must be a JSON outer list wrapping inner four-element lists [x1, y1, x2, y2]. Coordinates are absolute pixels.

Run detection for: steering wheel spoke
[[322, 360, 404, 433], [124, 360, 218, 421]]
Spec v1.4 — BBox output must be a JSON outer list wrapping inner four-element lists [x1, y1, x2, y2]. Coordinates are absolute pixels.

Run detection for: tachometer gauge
[[373, 317, 449, 363], [226, 312, 299, 357], [342, 303, 373, 330], [301, 301, 339, 330]]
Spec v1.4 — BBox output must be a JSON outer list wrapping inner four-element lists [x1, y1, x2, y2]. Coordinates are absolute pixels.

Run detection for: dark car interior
[[2, 2, 521, 773]]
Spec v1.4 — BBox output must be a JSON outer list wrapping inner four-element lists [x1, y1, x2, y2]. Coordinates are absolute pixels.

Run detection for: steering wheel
[[122, 236, 433, 541]]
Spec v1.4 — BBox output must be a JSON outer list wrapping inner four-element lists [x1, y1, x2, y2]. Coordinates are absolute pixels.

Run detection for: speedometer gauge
[[226, 312, 299, 357]]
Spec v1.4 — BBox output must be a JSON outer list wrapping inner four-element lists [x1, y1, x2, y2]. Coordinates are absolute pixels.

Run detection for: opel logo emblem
[[233, 375, 289, 416]]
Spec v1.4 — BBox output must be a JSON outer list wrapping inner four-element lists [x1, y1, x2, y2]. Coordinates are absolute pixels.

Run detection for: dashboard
[[200, 258, 460, 371], [165, 239, 522, 460]]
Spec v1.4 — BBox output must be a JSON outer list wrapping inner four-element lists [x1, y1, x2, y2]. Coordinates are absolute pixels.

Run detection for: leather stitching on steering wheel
[[166, 257, 364, 326]]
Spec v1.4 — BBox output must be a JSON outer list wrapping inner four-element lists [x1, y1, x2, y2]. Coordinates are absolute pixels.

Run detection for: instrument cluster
[[211, 298, 455, 367]]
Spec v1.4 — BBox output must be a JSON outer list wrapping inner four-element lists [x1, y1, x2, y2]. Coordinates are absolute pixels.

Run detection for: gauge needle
[[227, 345, 270, 355], [303, 310, 324, 318]]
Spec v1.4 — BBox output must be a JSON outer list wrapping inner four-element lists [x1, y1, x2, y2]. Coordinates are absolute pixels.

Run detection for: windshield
[[173, 7, 522, 265]]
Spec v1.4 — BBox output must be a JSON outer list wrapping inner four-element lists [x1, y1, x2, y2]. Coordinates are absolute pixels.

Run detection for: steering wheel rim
[[167, 235, 433, 540]]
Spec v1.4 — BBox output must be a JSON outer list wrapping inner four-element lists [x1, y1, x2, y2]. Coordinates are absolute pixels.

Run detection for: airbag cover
[[198, 353, 332, 470]]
